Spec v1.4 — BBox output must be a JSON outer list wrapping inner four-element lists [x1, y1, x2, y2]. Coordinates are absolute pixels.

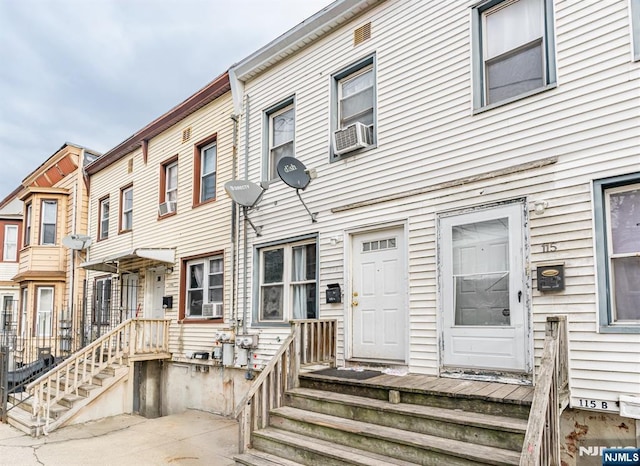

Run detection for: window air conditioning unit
[[158, 201, 176, 216], [333, 122, 371, 155], [202, 303, 223, 319]]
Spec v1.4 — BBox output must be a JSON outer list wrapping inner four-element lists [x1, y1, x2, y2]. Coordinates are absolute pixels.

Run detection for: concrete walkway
[[0, 410, 238, 465]]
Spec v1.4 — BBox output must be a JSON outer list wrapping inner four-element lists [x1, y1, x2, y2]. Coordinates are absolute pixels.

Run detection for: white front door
[[440, 203, 528, 372], [145, 268, 165, 320], [351, 227, 407, 362]]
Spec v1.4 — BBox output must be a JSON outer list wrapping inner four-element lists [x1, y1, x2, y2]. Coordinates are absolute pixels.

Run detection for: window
[[193, 137, 217, 205], [40, 200, 57, 245], [2, 296, 13, 330], [20, 287, 27, 337], [120, 185, 133, 232], [36, 287, 54, 337], [98, 197, 110, 240], [632, 0, 640, 61], [3, 225, 18, 261], [256, 238, 317, 324], [472, 0, 556, 108], [594, 173, 640, 332], [331, 55, 376, 160], [159, 157, 178, 216], [183, 254, 224, 319], [24, 203, 31, 246], [93, 277, 112, 325], [264, 99, 295, 181]]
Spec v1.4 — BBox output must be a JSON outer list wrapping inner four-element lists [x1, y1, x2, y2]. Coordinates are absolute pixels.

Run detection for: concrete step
[[266, 406, 520, 465], [285, 387, 527, 451], [252, 428, 422, 466], [234, 449, 307, 466]]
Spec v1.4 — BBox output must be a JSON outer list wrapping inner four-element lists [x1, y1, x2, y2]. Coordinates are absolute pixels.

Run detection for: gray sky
[[0, 0, 332, 199]]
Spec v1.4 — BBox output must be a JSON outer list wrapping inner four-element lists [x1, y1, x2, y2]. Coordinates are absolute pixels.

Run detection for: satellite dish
[[62, 234, 92, 250], [224, 180, 264, 208], [277, 157, 311, 190]]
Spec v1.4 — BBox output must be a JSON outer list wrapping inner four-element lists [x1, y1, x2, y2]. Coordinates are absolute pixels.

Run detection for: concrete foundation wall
[[162, 362, 252, 417], [561, 408, 639, 466]]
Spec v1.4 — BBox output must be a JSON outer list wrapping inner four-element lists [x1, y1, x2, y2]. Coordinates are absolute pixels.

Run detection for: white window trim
[[632, 0, 640, 61], [200, 142, 217, 203], [268, 104, 295, 181], [263, 97, 296, 183], [255, 237, 318, 325], [185, 255, 224, 319], [40, 200, 57, 245], [95, 277, 112, 325], [99, 197, 110, 240], [3, 225, 18, 261], [165, 160, 178, 203], [24, 203, 32, 247], [36, 286, 54, 337], [337, 64, 374, 130], [121, 186, 133, 231]]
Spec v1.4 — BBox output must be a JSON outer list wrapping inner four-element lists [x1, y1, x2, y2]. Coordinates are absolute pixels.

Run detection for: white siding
[[234, 0, 640, 404]]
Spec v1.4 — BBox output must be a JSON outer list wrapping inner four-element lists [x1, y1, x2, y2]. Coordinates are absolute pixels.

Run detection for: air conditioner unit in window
[[158, 201, 176, 216], [333, 122, 372, 155], [202, 303, 223, 319]]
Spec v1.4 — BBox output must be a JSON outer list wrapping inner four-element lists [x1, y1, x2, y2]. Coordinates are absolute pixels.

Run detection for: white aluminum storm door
[[351, 227, 406, 362], [440, 203, 528, 372]]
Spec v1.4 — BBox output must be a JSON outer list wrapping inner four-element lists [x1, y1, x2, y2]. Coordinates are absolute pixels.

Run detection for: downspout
[[230, 114, 238, 330], [242, 95, 250, 334], [69, 171, 78, 322]]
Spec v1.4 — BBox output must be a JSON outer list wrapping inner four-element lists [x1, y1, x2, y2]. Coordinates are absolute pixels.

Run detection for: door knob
[[352, 301, 359, 307]]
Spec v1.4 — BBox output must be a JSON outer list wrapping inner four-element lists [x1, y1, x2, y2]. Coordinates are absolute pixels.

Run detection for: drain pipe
[[242, 95, 250, 335], [230, 114, 238, 331]]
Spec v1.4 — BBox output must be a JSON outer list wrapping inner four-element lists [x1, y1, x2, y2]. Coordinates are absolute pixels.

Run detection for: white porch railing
[[234, 319, 337, 453], [520, 315, 569, 466], [26, 318, 170, 432]]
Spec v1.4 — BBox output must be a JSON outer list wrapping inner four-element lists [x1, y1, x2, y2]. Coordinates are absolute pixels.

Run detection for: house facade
[[227, 0, 640, 460], [81, 72, 254, 416], [13, 143, 98, 363], [0, 188, 23, 338]]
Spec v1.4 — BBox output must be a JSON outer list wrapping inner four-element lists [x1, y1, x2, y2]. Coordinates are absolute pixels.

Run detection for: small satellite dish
[[277, 157, 311, 190], [224, 180, 264, 208], [62, 234, 92, 250]]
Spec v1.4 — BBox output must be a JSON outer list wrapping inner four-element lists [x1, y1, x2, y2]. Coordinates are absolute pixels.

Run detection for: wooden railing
[[26, 318, 170, 433], [234, 319, 337, 453], [520, 316, 569, 466]]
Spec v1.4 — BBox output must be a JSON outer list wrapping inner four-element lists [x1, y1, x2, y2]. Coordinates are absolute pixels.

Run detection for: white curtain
[[292, 246, 306, 319]]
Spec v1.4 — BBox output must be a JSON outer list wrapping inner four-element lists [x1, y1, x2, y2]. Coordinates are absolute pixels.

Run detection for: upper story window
[[24, 203, 32, 247], [632, 0, 640, 61], [594, 173, 640, 333], [98, 196, 109, 240], [40, 200, 57, 245], [264, 99, 295, 181], [159, 157, 178, 216], [120, 185, 133, 232], [472, 0, 556, 109], [193, 135, 217, 206], [256, 237, 317, 325], [3, 225, 18, 261], [331, 55, 376, 161], [181, 253, 224, 320]]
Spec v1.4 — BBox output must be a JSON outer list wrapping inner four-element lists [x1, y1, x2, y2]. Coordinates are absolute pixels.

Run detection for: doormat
[[312, 368, 381, 380]]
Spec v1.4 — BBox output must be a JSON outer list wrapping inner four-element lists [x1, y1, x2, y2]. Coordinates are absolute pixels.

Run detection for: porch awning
[[79, 248, 175, 273]]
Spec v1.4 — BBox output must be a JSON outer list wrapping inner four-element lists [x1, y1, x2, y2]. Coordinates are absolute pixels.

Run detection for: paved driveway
[[0, 410, 238, 466]]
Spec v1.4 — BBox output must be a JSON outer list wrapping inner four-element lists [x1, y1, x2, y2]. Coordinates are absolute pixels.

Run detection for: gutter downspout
[[242, 95, 250, 335], [230, 114, 238, 331]]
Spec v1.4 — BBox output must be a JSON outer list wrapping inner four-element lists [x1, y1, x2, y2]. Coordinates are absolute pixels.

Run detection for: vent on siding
[[127, 158, 133, 174], [182, 127, 192, 143], [354, 22, 371, 46]]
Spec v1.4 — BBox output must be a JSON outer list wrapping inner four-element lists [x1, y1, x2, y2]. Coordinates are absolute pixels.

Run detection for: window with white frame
[[331, 55, 376, 160], [24, 203, 32, 247], [36, 286, 54, 337], [265, 100, 295, 180], [165, 160, 178, 204], [120, 185, 133, 232], [99, 197, 109, 240], [40, 200, 57, 245], [20, 287, 27, 337], [93, 277, 112, 325], [632, 0, 640, 61], [2, 295, 13, 330], [594, 173, 640, 332], [257, 239, 317, 323], [200, 142, 217, 203], [184, 255, 224, 319], [472, 0, 556, 108], [3, 225, 18, 261]]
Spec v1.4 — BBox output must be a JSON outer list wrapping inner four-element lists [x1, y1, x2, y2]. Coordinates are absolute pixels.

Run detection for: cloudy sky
[[0, 0, 332, 199]]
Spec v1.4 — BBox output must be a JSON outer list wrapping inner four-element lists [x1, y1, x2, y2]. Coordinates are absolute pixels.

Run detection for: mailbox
[[536, 265, 565, 292], [326, 284, 342, 304], [162, 296, 173, 309]]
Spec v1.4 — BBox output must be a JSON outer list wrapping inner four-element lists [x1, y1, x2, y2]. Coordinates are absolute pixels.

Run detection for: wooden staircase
[[233, 317, 569, 466], [6, 318, 170, 437], [235, 371, 532, 465]]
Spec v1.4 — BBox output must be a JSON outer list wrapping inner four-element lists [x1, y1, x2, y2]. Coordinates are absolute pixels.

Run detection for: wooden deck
[[300, 369, 534, 407]]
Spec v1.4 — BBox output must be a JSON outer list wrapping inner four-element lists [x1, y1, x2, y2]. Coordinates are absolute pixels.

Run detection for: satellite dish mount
[[224, 180, 266, 236], [276, 157, 317, 223]]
